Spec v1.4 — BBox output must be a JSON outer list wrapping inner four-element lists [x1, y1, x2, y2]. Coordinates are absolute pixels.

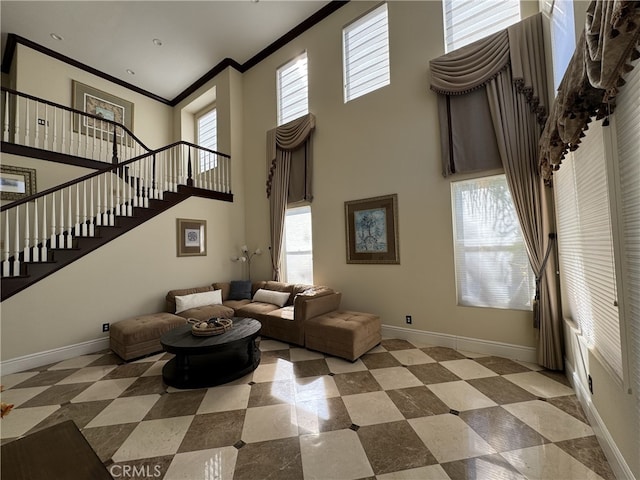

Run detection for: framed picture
[[345, 194, 399, 264], [72, 80, 134, 140], [177, 218, 207, 257], [0, 165, 36, 201]]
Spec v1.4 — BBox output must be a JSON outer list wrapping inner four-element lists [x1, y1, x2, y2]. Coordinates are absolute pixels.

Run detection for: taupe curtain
[[430, 13, 564, 369], [539, 1, 640, 181], [266, 113, 316, 280]]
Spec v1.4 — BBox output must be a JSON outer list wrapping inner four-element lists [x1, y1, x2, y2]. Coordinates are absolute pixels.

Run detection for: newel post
[[187, 148, 194, 187], [112, 125, 119, 164]]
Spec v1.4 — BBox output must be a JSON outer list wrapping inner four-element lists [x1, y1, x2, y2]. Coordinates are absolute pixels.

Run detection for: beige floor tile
[[132, 352, 166, 363], [503, 371, 575, 398], [141, 360, 168, 377], [241, 404, 298, 443], [325, 357, 368, 374], [376, 464, 451, 480], [367, 344, 387, 354], [70, 378, 136, 403], [440, 359, 498, 380], [56, 365, 117, 384], [47, 354, 104, 370], [369, 367, 423, 390], [502, 444, 605, 480], [342, 391, 404, 426], [514, 360, 544, 371], [428, 381, 497, 411], [86, 394, 160, 428], [503, 400, 594, 442], [294, 375, 339, 402], [0, 405, 60, 438], [289, 348, 325, 362], [0, 371, 39, 389], [111, 415, 194, 462], [409, 414, 496, 463], [389, 349, 436, 365], [164, 446, 238, 480], [197, 384, 251, 414], [252, 359, 294, 383], [456, 350, 487, 359], [300, 429, 374, 480], [0, 386, 49, 407]]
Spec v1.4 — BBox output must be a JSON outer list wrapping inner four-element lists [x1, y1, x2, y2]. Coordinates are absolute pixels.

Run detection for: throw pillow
[[252, 288, 290, 307], [228, 280, 252, 300], [175, 289, 222, 314]]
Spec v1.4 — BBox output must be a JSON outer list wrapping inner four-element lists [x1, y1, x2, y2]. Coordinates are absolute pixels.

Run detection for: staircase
[[1, 89, 233, 301]]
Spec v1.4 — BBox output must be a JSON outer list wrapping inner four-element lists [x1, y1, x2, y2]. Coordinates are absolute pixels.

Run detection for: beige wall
[[14, 45, 173, 149], [1, 196, 246, 360], [241, 1, 537, 348]]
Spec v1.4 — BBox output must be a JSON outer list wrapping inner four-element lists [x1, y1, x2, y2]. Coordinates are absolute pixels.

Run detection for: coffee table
[[160, 317, 261, 389]]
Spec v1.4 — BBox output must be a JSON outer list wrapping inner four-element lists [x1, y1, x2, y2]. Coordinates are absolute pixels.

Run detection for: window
[[343, 3, 390, 103], [443, 0, 520, 53], [549, 0, 576, 91], [283, 205, 313, 284], [451, 174, 535, 310], [277, 52, 308, 126], [196, 107, 217, 171]]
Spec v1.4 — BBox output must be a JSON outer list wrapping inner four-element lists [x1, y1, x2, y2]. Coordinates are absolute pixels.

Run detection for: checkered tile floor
[[1, 338, 615, 479]]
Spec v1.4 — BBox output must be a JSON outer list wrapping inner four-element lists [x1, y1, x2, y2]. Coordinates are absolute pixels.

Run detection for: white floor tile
[[56, 365, 117, 384], [342, 391, 404, 426], [440, 359, 498, 380], [0, 371, 39, 389], [70, 378, 136, 403], [389, 349, 436, 365], [0, 405, 60, 439], [86, 394, 160, 428], [141, 360, 168, 377], [325, 357, 367, 374], [0, 386, 49, 407], [502, 444, 605, 480], [369, 367, 423, 390], [294, 375, 339, 402], [164, 446, 237, 480], [197, 384, 251, 414], [428, 381, 497, 411], [409, 414, 496, 463], [503, 371, 574, 398], [111, 415, 194, 462], [300, 429, 374, 480], [376, 464, 451, 480], [47, 354, 104, 370], [289, 348, 325, 362], [503, 400, 594, 442], [252, 360, 294, 383], [241, 404, 298, 443]]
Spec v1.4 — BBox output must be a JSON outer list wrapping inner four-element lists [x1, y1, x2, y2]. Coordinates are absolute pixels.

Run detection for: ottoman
[[305, 310, 381, 361], [110, 312, 187, 361]]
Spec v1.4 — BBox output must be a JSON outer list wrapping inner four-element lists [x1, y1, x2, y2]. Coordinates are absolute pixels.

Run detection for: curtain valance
[[539, 1, 640, 182]]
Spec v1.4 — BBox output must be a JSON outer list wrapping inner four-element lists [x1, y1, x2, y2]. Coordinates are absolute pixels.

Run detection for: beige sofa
[[166, 281, 342, 346]]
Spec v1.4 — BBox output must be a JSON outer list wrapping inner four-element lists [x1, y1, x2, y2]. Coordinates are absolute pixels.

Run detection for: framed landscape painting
[[177, 218, 207, 257], [72, 80, 134, 140], [0, 165, 36, 201], [345, 194, 399, 264]]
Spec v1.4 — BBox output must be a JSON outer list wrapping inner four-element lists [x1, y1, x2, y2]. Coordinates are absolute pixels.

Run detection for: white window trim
[[195, 105, 217, 172]]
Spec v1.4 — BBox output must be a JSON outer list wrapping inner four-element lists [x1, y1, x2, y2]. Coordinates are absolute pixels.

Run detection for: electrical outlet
[[405, 315, 412, 324], [37, 118, 49, 126], [588, 374, 593, 394], [102, 323, 110, 332]]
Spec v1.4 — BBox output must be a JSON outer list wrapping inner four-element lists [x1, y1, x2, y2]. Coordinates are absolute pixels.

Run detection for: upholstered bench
[[304, 310, 381, 361], [110, 312, 186, 361]]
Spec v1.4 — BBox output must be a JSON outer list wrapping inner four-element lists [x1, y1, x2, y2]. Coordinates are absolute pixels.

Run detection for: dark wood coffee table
[[160, 317, 261, 389]]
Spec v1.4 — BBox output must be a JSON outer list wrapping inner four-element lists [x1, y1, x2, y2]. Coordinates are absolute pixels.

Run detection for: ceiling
[[1, 1, 332, 102]]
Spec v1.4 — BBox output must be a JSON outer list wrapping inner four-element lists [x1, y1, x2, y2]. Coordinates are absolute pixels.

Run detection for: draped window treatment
[[539, 1, 640, 181], [430, 13, 564, 370], [266, 113, 315, 281]]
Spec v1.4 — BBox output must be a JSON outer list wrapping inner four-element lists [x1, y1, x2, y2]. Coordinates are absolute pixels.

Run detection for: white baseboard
[[381, 324, 538, 363], [565, 358, 635, 480], [0, 337, 110, 375]]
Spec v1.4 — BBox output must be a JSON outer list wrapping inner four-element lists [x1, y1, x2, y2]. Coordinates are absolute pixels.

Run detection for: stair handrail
[[1, 87, 152, 153], [0, 141, 231, 212]]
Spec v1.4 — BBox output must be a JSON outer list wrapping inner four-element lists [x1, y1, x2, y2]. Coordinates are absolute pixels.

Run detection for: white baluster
[[82, 180, 88, 236], [44, 104, 49, 150], [14, 95, 20, 144], [95, 175, 102, 226], [23, 202, 30, 262], [2, 212, 10, 276], [24, 99, 30, 146], [109, 172, 115, 226], [13, 207, 21, 276], [34, 101, 40, 148], [52, 107, 57, 152], [33, 198, 40, 262], [77, 112, 82, 157], [103, 174, 109, 225], [50, 191, 57, 249], [74, 183, 81, 236], [115, 166, 121, 216], [67, 188, 73, 248], [61, 109, 66, 154], [59, 188, 65, 247], [89, 178, 95, 236], [3, 92, 9, 142], [41, 195, 48, 261]]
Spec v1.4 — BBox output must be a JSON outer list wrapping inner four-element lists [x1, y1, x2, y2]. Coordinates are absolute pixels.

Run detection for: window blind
[[277, 52, 308, 126], [554, 120, 623, 380], [197, 108, 217, 171], [443, 0, 520, 53], [343, 3, 390, 103]]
